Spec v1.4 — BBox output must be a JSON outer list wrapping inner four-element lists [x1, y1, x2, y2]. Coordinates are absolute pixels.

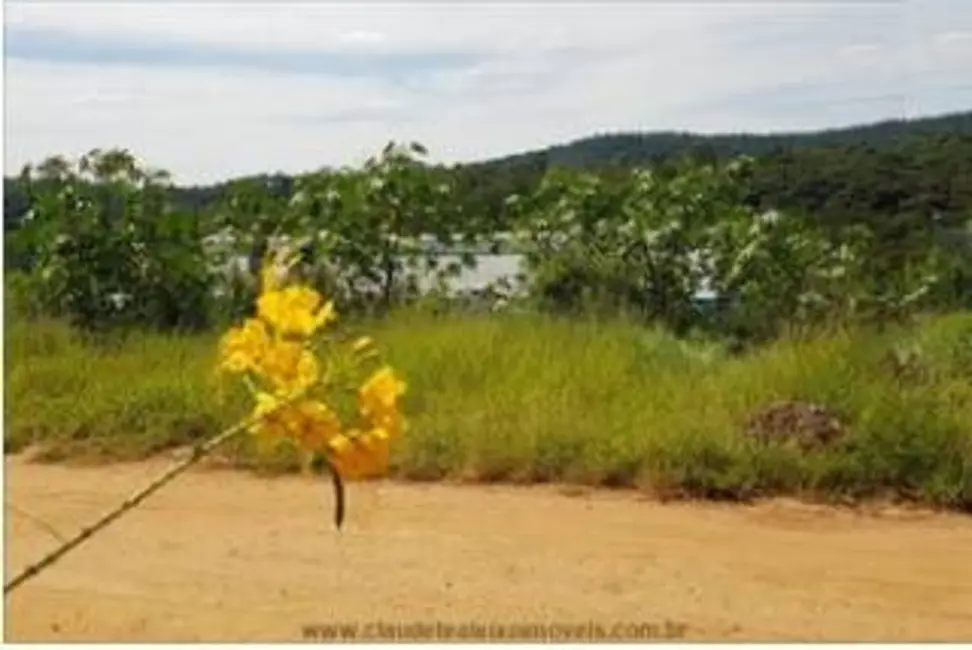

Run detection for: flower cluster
[[217, 247, 406, 480]]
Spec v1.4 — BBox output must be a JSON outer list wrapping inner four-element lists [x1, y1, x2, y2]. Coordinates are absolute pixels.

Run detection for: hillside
[[451, 110, 972, 230], [472, 110, 972, 170], [5, 110, 972, 233]]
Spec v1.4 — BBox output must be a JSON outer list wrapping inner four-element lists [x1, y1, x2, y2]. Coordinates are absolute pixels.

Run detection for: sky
[[4, 1, 972, 185]]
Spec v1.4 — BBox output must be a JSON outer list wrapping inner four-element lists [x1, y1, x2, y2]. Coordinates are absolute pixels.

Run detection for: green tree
[[13, 149, 214, 332]]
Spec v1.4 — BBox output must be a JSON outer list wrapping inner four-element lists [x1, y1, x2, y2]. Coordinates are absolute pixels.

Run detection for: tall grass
[[5, 308, 972, 509]]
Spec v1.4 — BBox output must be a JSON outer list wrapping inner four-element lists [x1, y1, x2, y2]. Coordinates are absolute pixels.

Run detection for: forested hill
[[449, 110, 972, 229], [5, 110, 972, 230], [470, 110, 972, 170]]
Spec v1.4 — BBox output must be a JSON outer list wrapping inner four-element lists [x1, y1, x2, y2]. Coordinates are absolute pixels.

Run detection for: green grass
[[5, 308, 972, 510]]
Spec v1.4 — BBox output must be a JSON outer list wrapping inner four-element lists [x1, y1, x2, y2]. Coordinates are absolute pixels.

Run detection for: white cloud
[[4, 2, 742, 55], [934, 31, 972, 45], [338, 30, 387, 47], [4, 1, 971, 184], [837, 44, 884, 58]]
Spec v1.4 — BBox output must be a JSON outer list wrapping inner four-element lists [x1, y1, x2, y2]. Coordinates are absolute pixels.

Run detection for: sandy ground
[[4, 454, 972, 642]]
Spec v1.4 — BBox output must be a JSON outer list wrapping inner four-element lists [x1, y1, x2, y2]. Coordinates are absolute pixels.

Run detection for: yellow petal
[[327, 433, 353, 456], [292, 400, 343, 451]]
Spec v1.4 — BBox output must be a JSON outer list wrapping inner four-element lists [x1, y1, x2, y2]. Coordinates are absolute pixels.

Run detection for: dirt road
[[5, 454, 972, 642]]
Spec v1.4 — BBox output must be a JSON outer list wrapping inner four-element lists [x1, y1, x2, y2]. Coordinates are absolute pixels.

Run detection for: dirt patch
[[745, 400, 846, 450], [5, 455, 972, 642]]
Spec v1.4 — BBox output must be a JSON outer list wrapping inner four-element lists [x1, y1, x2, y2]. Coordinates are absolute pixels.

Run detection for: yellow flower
[[291, 400, 343, 451], [216, 263, 406, 490], [261, 262, 281, 295], [326, 433, 366, 479], [258, 286, 336, 338], [257, 339, 320, 394], [249, 392, 343, 452], [248, 391, 292, 440], [358, 427, 391, 468], [219, 318, 270, 374], [326, 428, 390, 480], [260, 246, 300, 294], [358, 366, 406, 437], [327, 432, 354, 456], [368, 408, 405, 438], [359, 366, 406, 418]]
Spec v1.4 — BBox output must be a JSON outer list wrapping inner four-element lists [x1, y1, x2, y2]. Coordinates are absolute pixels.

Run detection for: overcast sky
[[4, 1, 972, 184]]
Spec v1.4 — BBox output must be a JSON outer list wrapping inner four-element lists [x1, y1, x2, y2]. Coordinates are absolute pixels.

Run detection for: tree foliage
[[4, 122, 970, 340], [511, 156, 968, 341], [11, 149, 213, 332]]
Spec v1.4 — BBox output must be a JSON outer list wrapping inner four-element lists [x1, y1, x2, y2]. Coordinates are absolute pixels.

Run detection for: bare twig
[[3, 387, 345, 597], [3, 422, 242, 596]]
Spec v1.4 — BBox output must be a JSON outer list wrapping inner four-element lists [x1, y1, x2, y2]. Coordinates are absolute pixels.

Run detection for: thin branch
[[4, 422, 242, 596], [3, 385, 344, 597]]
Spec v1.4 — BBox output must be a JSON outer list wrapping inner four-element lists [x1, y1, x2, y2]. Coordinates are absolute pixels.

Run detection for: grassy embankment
[[5, 305, 972, 510]]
